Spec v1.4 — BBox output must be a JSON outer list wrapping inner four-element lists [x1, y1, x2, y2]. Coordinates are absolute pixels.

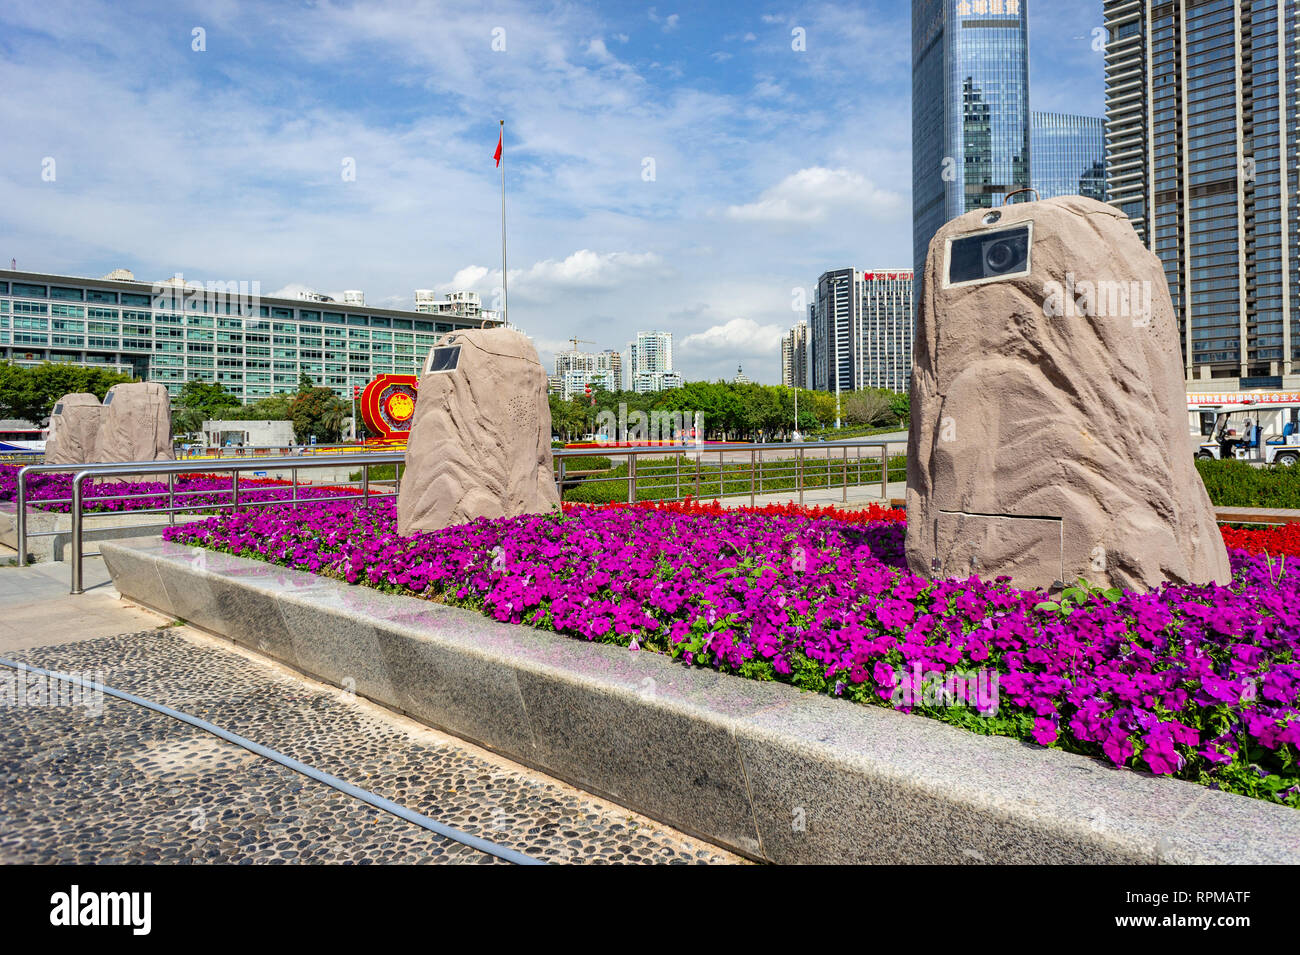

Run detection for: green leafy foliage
[[1195, 457, 1300, 508], [0, 361, 135, 425], [289, 387, 350, 444], [553, 381, 907, 443], [1034, 578, 1124, 617]]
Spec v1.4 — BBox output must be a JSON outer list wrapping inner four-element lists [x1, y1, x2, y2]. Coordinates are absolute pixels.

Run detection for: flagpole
[[499, 119, 508, 327]]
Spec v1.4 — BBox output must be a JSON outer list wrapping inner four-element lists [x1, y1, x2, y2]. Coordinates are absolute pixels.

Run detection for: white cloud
[[724, 167, 905, 225], [519, 250, 664, 290], [438, 251, 664, 299], [439, 266, 492, 292], [267, 282, 322, 300], [681, 317, 785, 354], [648, 8, 679, 32]]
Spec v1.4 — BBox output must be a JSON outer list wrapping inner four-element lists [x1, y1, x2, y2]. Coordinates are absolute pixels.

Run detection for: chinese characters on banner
[[956, 0, 1021, 16], [1187, 392, 1300, 407]]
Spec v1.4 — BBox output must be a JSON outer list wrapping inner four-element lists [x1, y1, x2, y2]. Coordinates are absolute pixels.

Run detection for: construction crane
[[568, 336, 595, 352]]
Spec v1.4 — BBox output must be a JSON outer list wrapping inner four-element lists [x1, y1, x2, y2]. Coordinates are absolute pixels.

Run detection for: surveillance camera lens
[[985, 240, 1016, 273], [946, 224, 1030, 285]]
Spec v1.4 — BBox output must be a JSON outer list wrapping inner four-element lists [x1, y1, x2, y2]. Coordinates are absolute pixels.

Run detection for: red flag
[[494, 130, 502, 167]]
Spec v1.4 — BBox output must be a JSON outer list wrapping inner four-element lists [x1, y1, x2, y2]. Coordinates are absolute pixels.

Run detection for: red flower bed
[[568, 497, 907, 525], [1220, 523, 1300, 558]]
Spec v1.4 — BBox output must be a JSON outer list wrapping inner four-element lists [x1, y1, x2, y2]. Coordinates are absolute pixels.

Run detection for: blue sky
[[0, 0, 1105, 384]]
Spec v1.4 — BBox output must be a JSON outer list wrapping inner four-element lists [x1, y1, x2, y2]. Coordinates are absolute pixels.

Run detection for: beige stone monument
[[44, 393, 104, 466], [92, 382, 175, 463], [906, 194, 1230, 592], [397, 328, 561, 534]]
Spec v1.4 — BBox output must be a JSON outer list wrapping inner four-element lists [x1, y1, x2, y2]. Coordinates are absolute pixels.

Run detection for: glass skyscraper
[[810, 269, 914, 395], [1103, 0, 1299, 386], [912, 0, 1031, 276], [1030, 112, 1107, 202]]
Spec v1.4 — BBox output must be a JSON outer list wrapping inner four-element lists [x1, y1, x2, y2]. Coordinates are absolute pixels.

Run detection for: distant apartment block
[[1103, 0, 1299, 386], [631, 371, 682, 393], [554, 348, 620, 400], [628, 330, 681, 393], [413, 289, 500, 323], [602, 348, 623, 391], [810, 269, 914, 395], [781, 320, 809, 388]]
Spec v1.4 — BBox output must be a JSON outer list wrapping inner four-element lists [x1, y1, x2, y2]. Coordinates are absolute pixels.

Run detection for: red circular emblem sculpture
[[360, 374, 418, 441]]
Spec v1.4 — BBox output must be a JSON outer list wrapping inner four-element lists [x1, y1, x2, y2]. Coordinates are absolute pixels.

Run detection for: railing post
[[232, 468, 240, 512], [674, 452, 680, 501], [557, 457, 566, 499], [843, 445, 849, 503], [70, 472, 85, 595], [798, 446, 805, 506], [750, 449, 756, 507], [362, 462, 370, 507], [291, 468, 298, 506], [168, 472, 175, 525], [16, 465, 29, 567], [627, 453, 637, 504], [880, 443, 888, 499]]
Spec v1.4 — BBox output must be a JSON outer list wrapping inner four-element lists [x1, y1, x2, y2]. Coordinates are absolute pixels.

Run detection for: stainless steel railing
[[552, 439, 907, 507], [173, 443, 404, 460], [11, 453, 404, 593], [11, 437, 905, 594]]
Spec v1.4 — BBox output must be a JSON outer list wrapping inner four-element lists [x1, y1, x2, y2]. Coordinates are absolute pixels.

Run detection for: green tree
[[843, 389, 896, 427], [176, 380, 239, 417], [0, 361, 134, 425], [889, 390, 910, 427], [224, 393, 295, 421], [172, 380, 240, 437], [290, 387, 350, 444]]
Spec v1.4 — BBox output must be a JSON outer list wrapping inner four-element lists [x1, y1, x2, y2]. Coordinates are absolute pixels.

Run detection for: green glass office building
[[0, 268, 494, 402]]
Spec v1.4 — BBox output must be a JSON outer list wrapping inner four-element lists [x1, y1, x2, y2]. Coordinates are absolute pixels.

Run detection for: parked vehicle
[[1191, 402, 1300, 465]]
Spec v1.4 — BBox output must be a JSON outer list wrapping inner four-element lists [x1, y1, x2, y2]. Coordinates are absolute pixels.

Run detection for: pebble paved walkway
[[0, 625, 742, 865]]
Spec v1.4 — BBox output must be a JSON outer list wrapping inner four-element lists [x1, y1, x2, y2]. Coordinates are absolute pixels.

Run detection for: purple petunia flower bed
[[162, 497, 1300, 806]]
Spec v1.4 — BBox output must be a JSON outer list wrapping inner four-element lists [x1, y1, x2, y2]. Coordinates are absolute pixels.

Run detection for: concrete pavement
[[0, 558, 164, 652], [0, 559, 742, 864]]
